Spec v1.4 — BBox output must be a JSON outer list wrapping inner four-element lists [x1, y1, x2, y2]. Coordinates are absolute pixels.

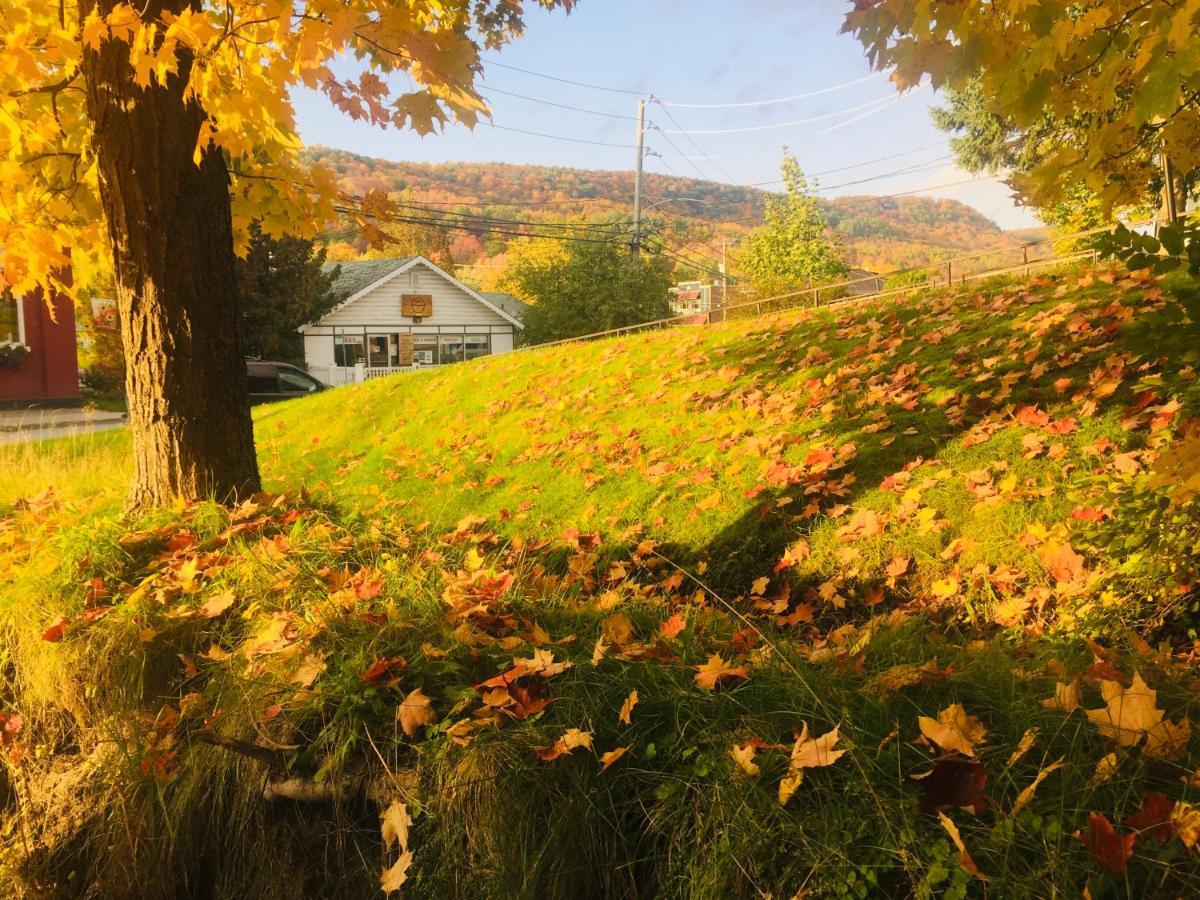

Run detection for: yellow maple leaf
[[1172, 801, 1200, 851], [778, 723, 846, 805], [1083, 672, 1180, 750], [918, 703, 987, 757], [693, 654, 748, 691]]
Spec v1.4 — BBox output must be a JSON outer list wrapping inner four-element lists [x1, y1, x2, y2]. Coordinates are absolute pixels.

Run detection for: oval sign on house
[[402, 294, 433, 318]]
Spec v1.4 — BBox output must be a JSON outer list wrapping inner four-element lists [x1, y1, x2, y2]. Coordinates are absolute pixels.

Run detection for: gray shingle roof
[[321, 257, 416, 301], [479, 291, 529, 321]]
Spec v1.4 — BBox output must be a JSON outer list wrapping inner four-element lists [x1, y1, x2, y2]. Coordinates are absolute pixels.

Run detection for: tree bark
[[80, 0, 261, 508]]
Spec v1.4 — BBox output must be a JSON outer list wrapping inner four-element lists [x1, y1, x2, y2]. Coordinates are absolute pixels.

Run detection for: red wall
[[0, 291, 80, 403]]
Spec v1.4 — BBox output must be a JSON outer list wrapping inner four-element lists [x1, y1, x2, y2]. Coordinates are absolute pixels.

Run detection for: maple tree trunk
[[81, 0, 260, 508]]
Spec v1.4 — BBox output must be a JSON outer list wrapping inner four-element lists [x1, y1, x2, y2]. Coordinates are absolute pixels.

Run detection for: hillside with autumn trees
[[305, 147, 1038, 275]]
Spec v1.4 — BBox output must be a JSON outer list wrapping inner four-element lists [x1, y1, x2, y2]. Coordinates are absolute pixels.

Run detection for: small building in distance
[[300, 256, 527, 386]]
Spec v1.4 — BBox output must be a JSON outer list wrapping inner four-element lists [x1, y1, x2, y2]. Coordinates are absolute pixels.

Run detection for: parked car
[[246, 359, 328, 405]]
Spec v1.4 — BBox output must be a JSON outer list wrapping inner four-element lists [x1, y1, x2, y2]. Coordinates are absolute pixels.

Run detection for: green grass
[[2, 265, 1199, 898]]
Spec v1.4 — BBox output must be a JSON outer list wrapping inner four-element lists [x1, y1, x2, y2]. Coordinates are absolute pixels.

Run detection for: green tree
[[930, 79, 1149, 239], [238, 224, 338, 364], [503, 234, 673, 344], [845, 1, 1198, 215], [739, 151, 848, 297]]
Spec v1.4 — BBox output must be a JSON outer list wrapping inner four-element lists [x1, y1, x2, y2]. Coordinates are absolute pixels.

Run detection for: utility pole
[[631, 99, 645, 257], [720, 239, 728, 314]]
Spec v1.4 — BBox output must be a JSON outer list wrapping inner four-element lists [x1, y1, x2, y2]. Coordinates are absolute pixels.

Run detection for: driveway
[[0, 408, 128, 445]]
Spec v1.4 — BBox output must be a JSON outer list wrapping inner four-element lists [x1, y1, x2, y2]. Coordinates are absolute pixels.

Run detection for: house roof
[[322, 258, 416, 302], [478, 291, 529, 321]]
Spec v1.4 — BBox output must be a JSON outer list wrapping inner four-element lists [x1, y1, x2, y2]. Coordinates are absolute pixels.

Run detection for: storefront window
[[0, 293, 20, 344], [439, 335, 465, 364], [412, 335, 438, 366], [464, 335, 490, 360], [334, 333, 365, 366]]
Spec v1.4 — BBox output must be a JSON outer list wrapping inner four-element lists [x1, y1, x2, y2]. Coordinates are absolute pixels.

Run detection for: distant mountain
[[304, 147, 1042, 275]]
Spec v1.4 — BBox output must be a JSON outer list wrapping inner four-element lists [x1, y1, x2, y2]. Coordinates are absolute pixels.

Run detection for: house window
[[412, 335, 438, 366], [334, 333, 365, 366], [464, 335, 490, 361], [408, 269, 420, 288], [0, 292, 22, 344], [439, 335, 465, 364]]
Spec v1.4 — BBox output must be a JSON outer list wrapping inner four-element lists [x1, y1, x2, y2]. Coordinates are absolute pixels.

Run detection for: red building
[[0, 291, 80, 406]]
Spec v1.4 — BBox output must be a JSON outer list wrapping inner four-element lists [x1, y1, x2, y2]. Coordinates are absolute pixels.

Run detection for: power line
[[657, 94, 896, 135], [658, 72, 883, 109], [650, 100, 738, 185], [481, 58, 647, 97], [481, 84, 637, 120], [487, 122, 633, 148], [330, 204, 635, 246], [742, 143, 948, 186], [647, 124, 716, 182]]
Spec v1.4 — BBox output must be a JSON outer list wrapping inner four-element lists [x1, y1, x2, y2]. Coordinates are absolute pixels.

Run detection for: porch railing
[[309, 364, 418, 387]]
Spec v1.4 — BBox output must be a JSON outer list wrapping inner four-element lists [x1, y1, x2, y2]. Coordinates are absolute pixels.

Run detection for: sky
[[292, 0, 1041, 230]]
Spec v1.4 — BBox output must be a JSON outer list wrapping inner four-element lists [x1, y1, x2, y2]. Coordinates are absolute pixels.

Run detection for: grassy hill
[[306, 147, 1039, 274], [2, 264, 1199, 898]]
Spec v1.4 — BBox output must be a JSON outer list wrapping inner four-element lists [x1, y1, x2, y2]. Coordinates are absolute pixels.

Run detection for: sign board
[[397, 333, 414, 367], [401, 294, 433, 318]]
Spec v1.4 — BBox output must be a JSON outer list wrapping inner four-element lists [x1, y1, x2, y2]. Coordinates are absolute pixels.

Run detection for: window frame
[[1, 293, 25, 345]]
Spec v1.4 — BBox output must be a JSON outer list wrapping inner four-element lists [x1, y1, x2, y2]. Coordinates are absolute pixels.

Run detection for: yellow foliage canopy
[[0, 1, 572, 297]]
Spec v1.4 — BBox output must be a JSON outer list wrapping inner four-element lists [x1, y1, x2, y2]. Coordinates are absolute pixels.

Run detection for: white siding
[[490, 331, 514, 354], [320, 262, 512, 328]]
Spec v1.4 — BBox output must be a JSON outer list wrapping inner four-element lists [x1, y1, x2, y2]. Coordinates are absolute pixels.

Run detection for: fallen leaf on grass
[[618, 690, 638, 725], [1084, 672, 1192, 758], [918, 704, 987, 758], [397, 688, 437, 738], [938, 812, 987, 880], [197, 592, 235, 619], [536, 728, 594, 761], [694, 654, 748, 691], [599, 746, 628, 771], [41, 617, 69, 642], [660, 614, 687, 640], [1124, 792, 1176, 844], [1009, 757, 1063, 818], [1005, 728, 1039, 769], [1172, 801, 1200, 851], [730, 743, 761, 776], [1041, 679, 1080, 712], [778, 723, 846, 805], [864, 660, 946, 697], [363, 657, 407, 686], [380, 800, 413, 893], [1078, 812, 1134, 874]]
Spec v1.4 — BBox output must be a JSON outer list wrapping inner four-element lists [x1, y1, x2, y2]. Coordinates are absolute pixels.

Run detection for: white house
[[300, 256, 527, 386]]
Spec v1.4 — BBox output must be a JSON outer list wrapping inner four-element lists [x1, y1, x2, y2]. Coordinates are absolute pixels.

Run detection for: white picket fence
[[309, 364, 417, 387]]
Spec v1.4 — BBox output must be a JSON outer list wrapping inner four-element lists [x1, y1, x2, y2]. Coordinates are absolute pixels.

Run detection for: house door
[[367, 334, 398, 367]]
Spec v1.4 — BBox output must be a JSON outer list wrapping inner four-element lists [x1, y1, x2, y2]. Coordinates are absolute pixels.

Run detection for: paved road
[[0, 408, 128, 445]]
